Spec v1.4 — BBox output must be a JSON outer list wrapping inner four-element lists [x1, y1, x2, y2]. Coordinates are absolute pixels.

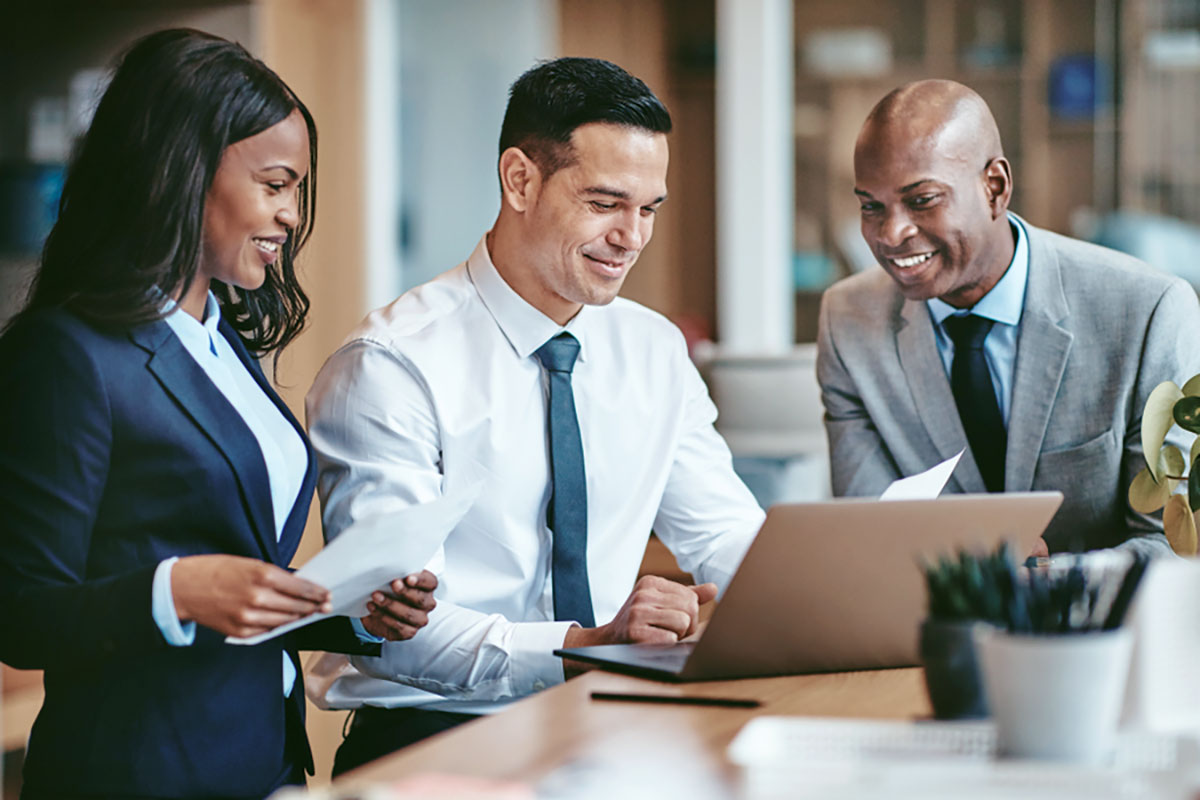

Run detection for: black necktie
[[944, 314, 1006, 493], [534, 332, 594, 627]]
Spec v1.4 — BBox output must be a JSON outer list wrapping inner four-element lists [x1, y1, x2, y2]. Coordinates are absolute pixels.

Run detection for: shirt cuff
[[350, 615, 386, 644], [152, 557, 196, 646], [508, 620, 577, 695]]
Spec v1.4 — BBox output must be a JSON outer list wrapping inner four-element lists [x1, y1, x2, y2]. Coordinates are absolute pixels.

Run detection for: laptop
[[554, 492, 1063, 682]]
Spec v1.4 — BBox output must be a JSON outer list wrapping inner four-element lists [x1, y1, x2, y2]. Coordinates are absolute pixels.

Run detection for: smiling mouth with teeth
[[891, 252, 934, 268], [253, 238, 280, 254]]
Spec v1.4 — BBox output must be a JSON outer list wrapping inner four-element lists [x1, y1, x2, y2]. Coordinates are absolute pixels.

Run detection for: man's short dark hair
[[499, 57, 672, 179]]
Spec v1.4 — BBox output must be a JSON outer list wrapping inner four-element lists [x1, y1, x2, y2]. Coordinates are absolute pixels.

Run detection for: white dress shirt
[[306, 235, 764, 712]]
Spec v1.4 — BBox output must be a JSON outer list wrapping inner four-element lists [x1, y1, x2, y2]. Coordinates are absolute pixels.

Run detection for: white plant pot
[[974, 626, 1133, 762]]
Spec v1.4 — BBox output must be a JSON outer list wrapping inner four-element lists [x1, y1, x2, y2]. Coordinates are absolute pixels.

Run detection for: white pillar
[[716, 0, 794, 352], [363, 0, 403, 310]]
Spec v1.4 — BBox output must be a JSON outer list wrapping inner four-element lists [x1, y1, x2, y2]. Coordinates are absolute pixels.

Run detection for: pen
[[590, 691, 760, 708]]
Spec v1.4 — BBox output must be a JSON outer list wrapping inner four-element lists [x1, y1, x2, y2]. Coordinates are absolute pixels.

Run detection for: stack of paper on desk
[[727, 716, 1199, 799], [227, 483, 479, 646]]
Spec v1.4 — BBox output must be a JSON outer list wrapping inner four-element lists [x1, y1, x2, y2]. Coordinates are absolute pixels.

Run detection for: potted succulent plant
[[919, 545, 1016, 719], [922, 545, 1148, 729], [1130, 375, 1200, 554]]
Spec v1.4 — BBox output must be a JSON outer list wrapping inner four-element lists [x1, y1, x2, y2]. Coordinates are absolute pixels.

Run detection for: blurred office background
[[2, 0, 1199, 792]]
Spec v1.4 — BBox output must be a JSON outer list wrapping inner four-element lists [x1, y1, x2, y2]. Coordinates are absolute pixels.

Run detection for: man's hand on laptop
[[1028, 537, 1050, 560], [560, 576, 718, 678]]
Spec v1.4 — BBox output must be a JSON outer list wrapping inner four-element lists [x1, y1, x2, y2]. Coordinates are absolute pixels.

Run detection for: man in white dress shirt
[[306, 57, 765, 774]]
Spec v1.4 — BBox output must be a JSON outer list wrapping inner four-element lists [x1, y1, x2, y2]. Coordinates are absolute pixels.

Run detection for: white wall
[[364, 0, 556, 306]]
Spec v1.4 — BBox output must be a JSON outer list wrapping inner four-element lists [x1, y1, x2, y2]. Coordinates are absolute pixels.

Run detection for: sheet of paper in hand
[[879, 449, 964, 501], [226, 480, 481, 646]]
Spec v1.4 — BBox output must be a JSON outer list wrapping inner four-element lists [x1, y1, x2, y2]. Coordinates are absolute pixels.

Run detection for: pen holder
[[974, 626, 1133, 762]]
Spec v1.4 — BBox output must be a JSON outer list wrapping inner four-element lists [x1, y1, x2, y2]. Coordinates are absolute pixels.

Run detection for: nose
[[607, 209, 651, 253], [276, 186, 301, 231], [873, 205, 917, 249]]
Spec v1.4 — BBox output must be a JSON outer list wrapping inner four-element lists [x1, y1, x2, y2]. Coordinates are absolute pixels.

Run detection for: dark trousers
[[331, 706, 480, 778], [20, 769, 304, 800], [21, 746, 304, 800]]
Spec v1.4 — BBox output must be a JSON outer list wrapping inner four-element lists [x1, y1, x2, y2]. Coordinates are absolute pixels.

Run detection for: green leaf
[[1130, 465, 1170, 513], [1182, 373, 1200, 397], [1164, 494, 1199, 556], [1163, 446, 1186, 490], [1190, 435, 1200, 468], [1191, 466, 1200, 513], [1176, 397, 1200, 434], [1144, 381, 1184, 479]]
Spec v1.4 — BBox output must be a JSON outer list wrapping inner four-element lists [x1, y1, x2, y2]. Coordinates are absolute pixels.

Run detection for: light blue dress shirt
[[150, 292, 308, 695], [926, 214, 1030, 425]]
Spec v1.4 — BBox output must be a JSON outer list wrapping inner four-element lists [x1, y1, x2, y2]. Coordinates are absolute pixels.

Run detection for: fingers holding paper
[[362, 570, 439, 641], [173, 554, 332, 639]]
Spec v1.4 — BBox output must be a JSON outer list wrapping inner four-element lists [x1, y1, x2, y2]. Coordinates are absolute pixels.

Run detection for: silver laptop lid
[[682, 492, 1063, 679]]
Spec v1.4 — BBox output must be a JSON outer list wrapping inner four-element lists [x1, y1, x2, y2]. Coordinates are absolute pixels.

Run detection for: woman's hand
[[172, 554, 331, 639], [360, 570, 438, 641]]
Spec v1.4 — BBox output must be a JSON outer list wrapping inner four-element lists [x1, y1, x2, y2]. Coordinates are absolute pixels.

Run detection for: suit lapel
[[1006, 223, 1073, 492], [217, 319, 316, 565], [897, 298, 988, 492], [130, 320, 280, 563]]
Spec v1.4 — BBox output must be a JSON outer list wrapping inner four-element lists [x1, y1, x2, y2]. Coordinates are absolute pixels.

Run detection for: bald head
[[860, 80, 1003, 168], [852, 80, 1016, 309]]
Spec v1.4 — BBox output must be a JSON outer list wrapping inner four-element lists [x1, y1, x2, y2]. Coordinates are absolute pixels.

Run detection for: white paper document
[[227, 483, 479, 646], [879, 449, 963, 501]]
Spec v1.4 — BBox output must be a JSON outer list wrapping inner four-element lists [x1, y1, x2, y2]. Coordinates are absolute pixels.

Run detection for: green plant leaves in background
[[1183, 374, 1200, 397], [1175, 397, 1200, 434], [1129, 446, 1185, 514], [1164, 494, 1199, 556], [1144, 381, 1184, 479], [1191, 465, 1200, 513], [1130, 465, 1170, 513], [1162, 445, 1185, 484]]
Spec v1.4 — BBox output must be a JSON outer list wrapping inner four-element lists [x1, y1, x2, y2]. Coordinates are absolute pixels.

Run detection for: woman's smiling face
[[198, 108, 310, 295]]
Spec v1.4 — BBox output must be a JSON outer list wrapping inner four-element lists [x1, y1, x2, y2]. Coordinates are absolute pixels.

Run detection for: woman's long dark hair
[[21, 28, 317, 357]]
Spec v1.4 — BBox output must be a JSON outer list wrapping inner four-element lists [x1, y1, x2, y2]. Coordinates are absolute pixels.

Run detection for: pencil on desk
[[590, 691, 760, 708]]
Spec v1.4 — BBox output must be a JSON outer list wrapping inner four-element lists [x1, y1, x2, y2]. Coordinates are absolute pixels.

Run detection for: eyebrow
[[583, 186, 668, 205], [899, 179, 938, 193], [261, 165, 301, 180], [855, 179, 940, 198]]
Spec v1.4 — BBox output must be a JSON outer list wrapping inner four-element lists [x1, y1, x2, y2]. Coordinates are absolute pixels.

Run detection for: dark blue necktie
[[534, 332, 594, 627], [944, 314, 1006, 493]]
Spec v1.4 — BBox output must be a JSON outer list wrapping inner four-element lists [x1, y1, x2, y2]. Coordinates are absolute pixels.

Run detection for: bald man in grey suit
[[817, 80, 1200, 555]]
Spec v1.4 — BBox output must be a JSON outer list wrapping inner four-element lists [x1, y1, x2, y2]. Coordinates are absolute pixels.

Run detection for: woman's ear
[[499, 147, 540, 214]]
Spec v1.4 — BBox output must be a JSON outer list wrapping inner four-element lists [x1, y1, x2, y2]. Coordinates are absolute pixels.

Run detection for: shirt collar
[[161, 291, 223, 356], [466, 234, 591, 363], [927, 213, 1029, 327]]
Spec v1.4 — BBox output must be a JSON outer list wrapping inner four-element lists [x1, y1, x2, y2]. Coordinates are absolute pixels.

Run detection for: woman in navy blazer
[[0, 29, 435, 799]]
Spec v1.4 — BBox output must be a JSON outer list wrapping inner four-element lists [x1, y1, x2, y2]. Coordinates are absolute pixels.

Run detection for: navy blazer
[[0, 308, 376, 798]]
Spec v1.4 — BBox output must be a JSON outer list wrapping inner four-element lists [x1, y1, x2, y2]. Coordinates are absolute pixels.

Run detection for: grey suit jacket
[[816, 218, 1200, 554]]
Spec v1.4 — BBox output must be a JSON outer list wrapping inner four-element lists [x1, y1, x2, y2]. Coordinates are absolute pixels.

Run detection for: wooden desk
[[337, 668, 929, 796]]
